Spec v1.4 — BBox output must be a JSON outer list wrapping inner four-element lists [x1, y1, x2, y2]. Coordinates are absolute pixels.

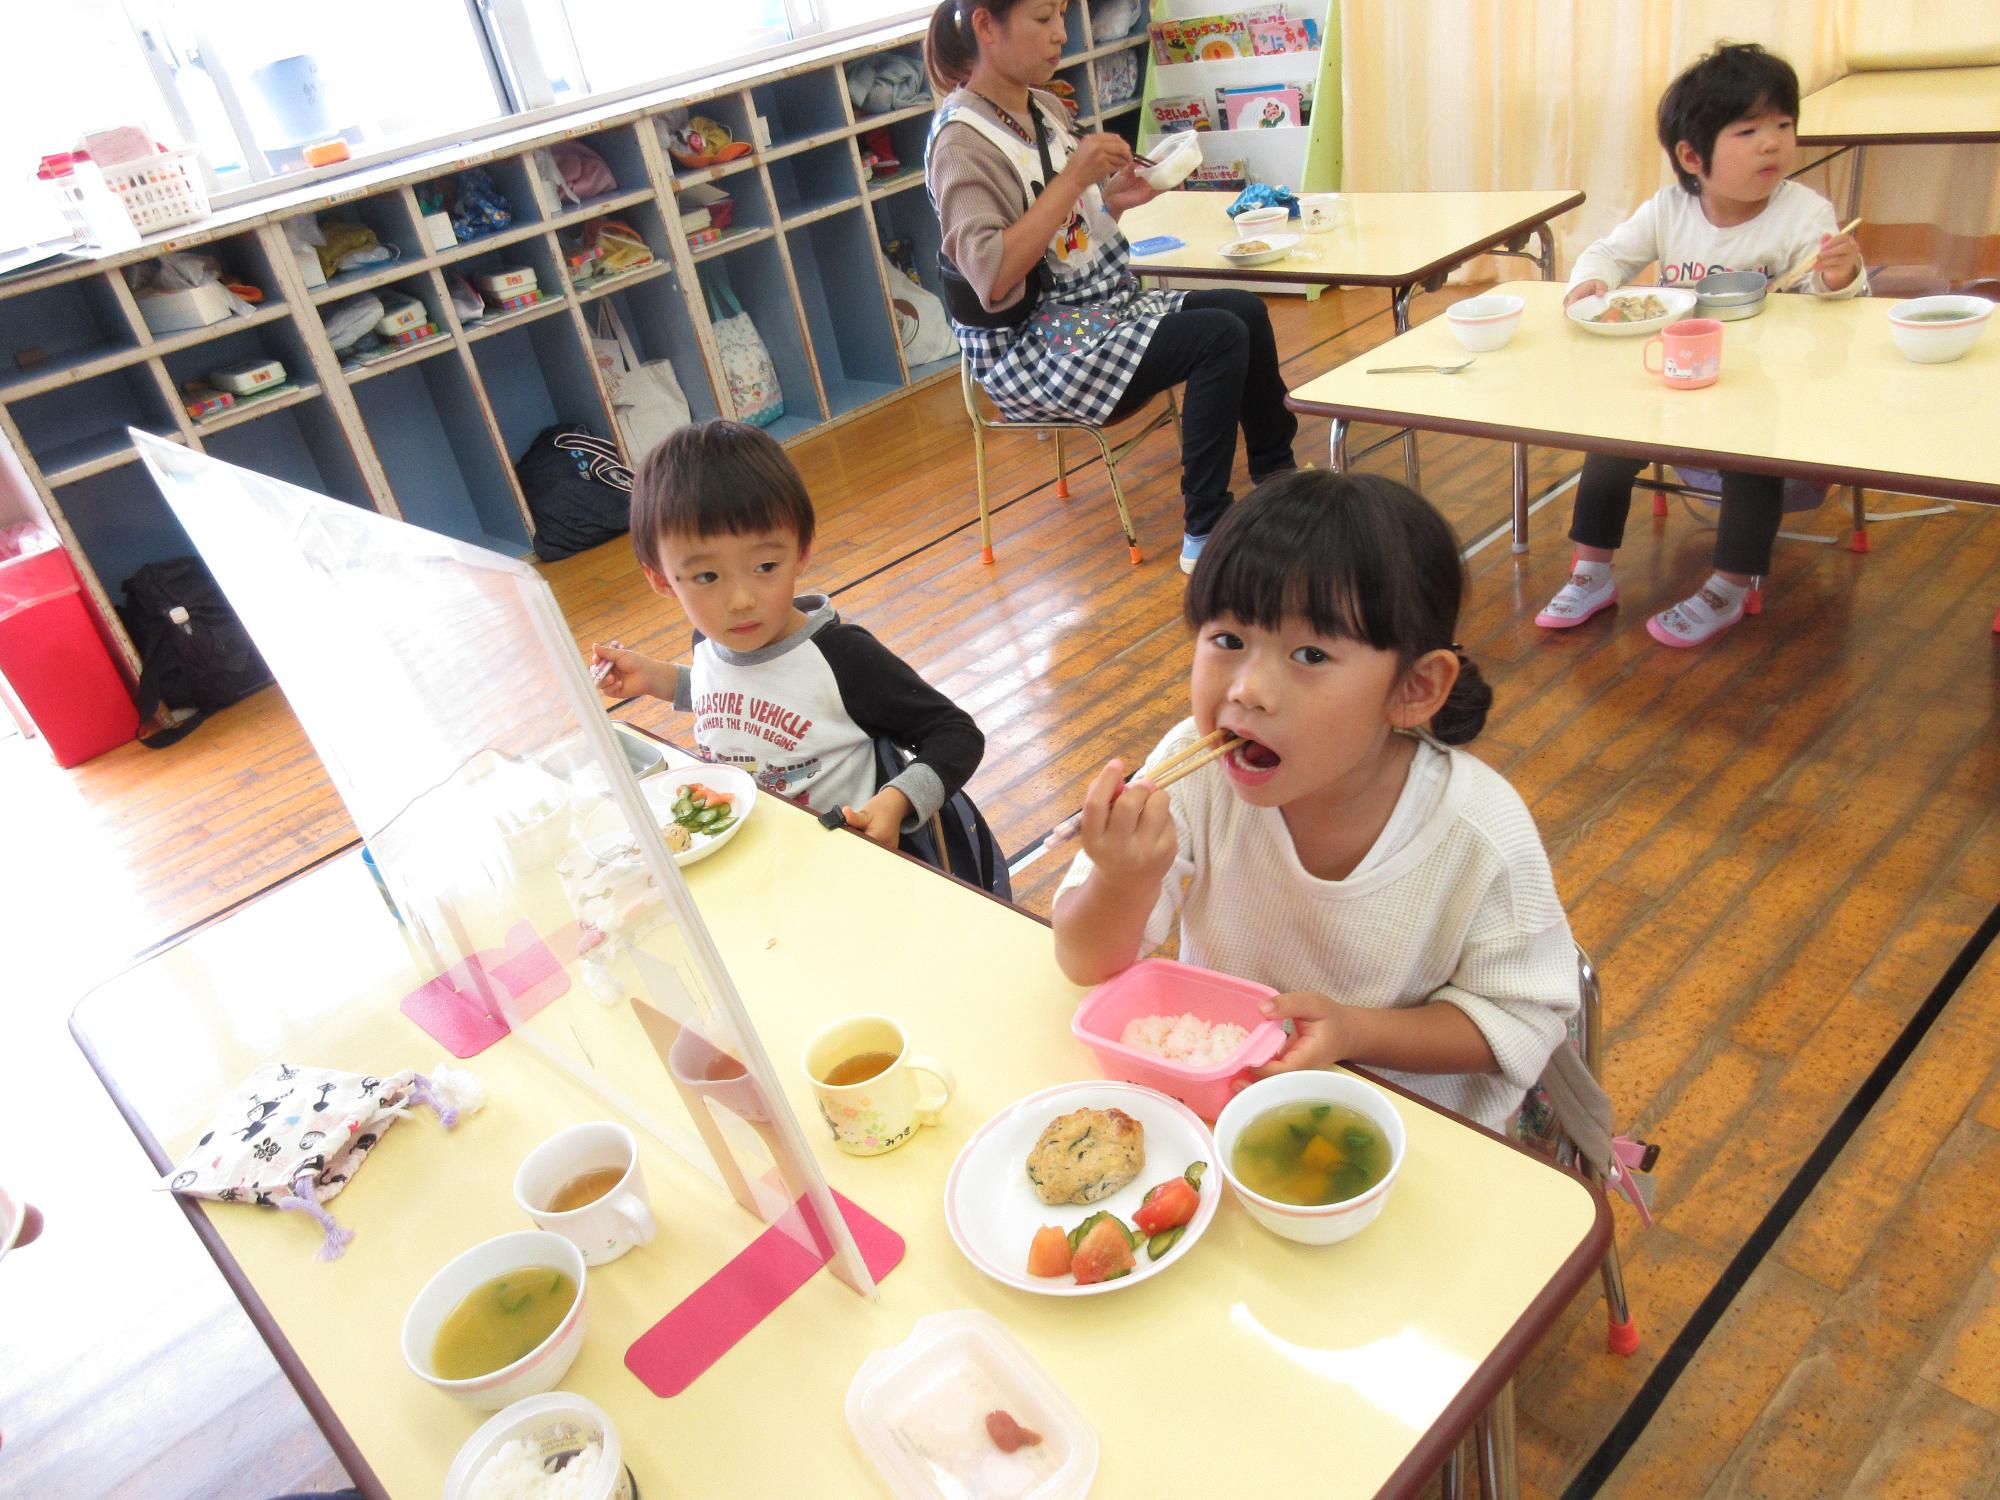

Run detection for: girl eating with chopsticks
[[1051, 473, 1578, 1133]]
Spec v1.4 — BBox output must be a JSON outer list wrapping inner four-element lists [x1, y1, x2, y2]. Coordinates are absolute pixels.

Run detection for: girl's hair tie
[[1449, 641, 1466, 654]]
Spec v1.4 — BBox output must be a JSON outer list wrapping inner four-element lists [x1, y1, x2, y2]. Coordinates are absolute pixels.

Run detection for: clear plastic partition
[[133, 432, 873, 1294]]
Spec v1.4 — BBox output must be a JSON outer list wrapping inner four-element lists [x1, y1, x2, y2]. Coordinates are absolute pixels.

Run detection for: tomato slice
[[1132, 1176, 1199, 1237], [1026, 1224, 1072, 1278], [1070, 1215, 1136, 1285]]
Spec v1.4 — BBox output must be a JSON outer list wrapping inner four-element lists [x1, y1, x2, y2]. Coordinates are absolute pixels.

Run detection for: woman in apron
[[924, 0, 1298, 573]]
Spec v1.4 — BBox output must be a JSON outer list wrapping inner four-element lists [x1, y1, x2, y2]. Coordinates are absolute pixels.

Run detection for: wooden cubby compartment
[[696, 242, 822, 438], [470, 312, 616, 461], [198, 397, 371, 509], [787, 208, 905, 414], [590, 275, 722, 425], [766, 140, 864, 220], [13, 365, 180, 486], [848, 44, 933, 126], [304, 194, 429, 301], [348, 356, 528, 553], [751, 70, 848, 151], [0, 277, 141, 401]]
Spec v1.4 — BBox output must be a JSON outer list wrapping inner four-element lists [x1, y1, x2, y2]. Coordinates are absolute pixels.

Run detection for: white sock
[[1571, 559, 1613, 587], [1700, 573, 1747, 607]]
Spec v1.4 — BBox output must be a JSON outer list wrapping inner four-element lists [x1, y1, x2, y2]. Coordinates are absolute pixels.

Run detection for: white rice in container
[[470, 1436, 603, 1500], [1119, 1013, 1249, 1069]]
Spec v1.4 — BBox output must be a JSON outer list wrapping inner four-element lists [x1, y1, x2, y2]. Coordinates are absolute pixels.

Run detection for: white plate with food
[[1565, 286, 1697, 337], [1218, 233, 1299, 268], [582, 762, 757, 867], [944, 1080, 1219, 1297]]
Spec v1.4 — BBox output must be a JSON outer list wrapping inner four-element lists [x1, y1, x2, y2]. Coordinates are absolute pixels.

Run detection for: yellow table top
[[1287, 280, 2000, 504], [1120, 189, 1585, 287], [73, 759, 1607, 1500], [1797, 65, 2000, 144]]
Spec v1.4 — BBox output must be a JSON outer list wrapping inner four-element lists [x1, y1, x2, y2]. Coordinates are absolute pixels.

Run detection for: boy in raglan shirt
[[591, 421, 983, 849]]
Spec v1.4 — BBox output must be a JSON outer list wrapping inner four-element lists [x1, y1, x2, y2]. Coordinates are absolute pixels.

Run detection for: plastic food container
[[1071, 958, 1286, 1120], [846, 1310, 1097, 1500], [443, 1391, 635, 1500]]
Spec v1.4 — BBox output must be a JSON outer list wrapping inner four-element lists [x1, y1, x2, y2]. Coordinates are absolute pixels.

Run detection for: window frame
[[192, 1, 932, 211]]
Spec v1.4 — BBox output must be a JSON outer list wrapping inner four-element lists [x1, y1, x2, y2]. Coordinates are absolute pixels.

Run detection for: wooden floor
[[4, 280, 1999, 1499]]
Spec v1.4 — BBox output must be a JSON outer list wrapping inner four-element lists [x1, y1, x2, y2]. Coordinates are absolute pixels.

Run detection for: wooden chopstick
[[1772, 217, 1863, 292], [1044, 729, 1242, 849]]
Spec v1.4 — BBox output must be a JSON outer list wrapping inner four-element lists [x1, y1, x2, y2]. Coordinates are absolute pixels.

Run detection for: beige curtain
[[1339, 0, 2000, 283]]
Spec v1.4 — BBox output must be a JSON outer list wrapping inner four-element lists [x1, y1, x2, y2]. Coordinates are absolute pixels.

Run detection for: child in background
[[591, 421, 983, 849], [1052, 473, 1575, 1133], [1539, 42, 1865, 648]]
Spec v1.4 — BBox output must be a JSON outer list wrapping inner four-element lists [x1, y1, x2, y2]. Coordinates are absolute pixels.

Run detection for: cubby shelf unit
[[2, 14, 1074, 679]]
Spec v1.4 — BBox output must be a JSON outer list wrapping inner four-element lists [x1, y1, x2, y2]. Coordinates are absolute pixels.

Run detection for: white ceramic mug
[[513, 1121, 656, 1265], [800, 1014, 955, 1156], [668, 1026, 770, 1123]]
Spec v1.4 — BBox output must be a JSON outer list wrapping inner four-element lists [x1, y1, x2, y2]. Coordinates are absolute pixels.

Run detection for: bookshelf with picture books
[[1135, 1, 1342, 197]]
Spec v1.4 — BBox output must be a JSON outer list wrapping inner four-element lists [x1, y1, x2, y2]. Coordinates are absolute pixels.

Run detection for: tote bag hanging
[[879, 248, 958, 367], [699, 265, 784, 428], [591, 299, 691, 461]]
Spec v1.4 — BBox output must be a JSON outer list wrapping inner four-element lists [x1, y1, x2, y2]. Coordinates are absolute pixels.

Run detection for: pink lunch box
[[1071, 958, 1288, 1120]]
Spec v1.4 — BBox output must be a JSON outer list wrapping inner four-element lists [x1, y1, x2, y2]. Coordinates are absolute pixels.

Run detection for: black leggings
[[1569, 453, 1784, 576], [1106, 289, 1298, 538]]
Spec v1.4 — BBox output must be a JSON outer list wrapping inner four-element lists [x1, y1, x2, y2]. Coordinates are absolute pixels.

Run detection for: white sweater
[[1568, 182, 1866, 298], [1055, 721, 1577, 1132]]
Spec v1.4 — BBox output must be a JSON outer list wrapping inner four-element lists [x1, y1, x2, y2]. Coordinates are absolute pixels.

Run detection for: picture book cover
[[1249, 18, 1320, 55], [1216, 81, 1312, 129], [1149, 95, 1215, 132]]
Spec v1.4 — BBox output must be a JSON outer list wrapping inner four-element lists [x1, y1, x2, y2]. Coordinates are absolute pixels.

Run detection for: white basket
[[42, 145, 209, 247]]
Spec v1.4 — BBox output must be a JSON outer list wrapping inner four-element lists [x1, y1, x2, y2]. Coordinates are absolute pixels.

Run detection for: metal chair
[[1441, 945, 1643, 1500], [960, 359, 1179, 566]]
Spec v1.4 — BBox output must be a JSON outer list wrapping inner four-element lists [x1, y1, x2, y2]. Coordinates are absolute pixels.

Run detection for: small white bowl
[[402, 1231, 588, 1410], [1213, 1071, 1407, 1246], [1445, 293, 1525, 353], [1231, 206, 1290, 235], [1218, 233, 1299, 268], [1887, 294, 1993, 364]]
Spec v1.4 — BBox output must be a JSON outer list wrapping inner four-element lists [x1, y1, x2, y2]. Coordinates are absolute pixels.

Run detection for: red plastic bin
[[0, 545, 139, 766]]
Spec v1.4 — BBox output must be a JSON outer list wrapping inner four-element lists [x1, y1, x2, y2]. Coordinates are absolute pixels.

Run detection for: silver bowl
[[1694, 270, 1769, 321]]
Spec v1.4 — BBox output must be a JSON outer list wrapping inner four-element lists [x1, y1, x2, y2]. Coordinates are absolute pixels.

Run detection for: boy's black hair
[[1183, 471, 1492, 744], [1657, 42, 1801, 195], [629, 419, 816, 572]]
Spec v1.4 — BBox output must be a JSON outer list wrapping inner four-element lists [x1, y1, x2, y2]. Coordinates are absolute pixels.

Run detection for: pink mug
[[1643, 318, 1724, 389]]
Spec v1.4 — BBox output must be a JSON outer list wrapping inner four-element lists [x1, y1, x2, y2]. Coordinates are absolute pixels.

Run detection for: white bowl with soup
[[1887, 294, 1993, 364], [1212, 1071, 1406, 1246], [402, 1230, 588, 1409]]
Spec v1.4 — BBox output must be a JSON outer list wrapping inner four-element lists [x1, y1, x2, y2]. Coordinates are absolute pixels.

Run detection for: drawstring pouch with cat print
[[159, 1062, 484, 1261]]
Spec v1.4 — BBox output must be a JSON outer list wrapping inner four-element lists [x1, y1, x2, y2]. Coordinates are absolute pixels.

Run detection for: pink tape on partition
[[398, 919, 572, 1057], [625, 1190, 904, 1397]]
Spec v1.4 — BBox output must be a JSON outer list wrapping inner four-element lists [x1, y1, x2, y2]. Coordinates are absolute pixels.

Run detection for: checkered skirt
[[954, 233, 1183, 426]]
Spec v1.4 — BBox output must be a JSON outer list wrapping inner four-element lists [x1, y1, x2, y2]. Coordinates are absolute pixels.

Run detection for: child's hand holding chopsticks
[[1811, 223, 1863, 291], [1046, 727, 1242, 870], [587, 641, 670, 700]]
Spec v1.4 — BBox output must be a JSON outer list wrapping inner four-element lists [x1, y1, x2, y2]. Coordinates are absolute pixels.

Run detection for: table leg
[[1535, 223, 1555, 280], [1392, 286, 1422, 488], [1848, 144, 1866, 222], [1511, 443, 1529, 552], [1329, 417, 1350, 472], [1475, 1379, 1520, 1500]]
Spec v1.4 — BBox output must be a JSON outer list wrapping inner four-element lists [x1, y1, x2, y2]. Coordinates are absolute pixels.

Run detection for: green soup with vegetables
[[1231, 1101, 1390, 1206], [431, 1267, 576, 1380], [1902, 310, 1974, 323]]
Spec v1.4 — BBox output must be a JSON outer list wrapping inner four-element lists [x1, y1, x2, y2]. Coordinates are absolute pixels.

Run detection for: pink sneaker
[[1536, 570, 1618, 629], [1646, 583, 1745, 648]]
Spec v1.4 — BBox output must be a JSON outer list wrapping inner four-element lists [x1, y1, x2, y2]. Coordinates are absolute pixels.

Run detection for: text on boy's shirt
[[1659, 258, 1777, 284]]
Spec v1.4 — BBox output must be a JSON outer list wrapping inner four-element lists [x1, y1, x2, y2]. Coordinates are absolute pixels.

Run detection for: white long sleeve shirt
[[1568, 182, 1866, 298], [1055, 722, 1577, 1132]]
